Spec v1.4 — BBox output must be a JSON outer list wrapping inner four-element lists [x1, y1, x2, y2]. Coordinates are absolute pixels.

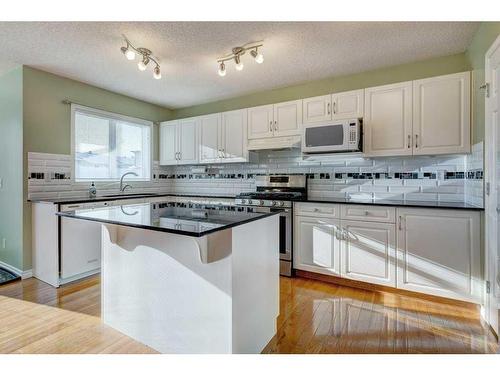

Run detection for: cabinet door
[[159, 121, 178, 165], [331, 89, 364, 120], [302, 95, 332, 124], [341, 220, 396, 287], [273, 99, 302, 137], [413, 72, 471, 155], [222, 109, 248, 163], [178, 118, 198, 165], [199, 113, 221, 164], [396, 208, 481, 303], [364, 82, 413, 157], [247, 104, 274, 139], [294, 216, 341, 276]]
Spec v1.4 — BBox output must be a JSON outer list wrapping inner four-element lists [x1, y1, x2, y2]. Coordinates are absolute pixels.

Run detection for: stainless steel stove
[[235, 175, 307, 277]]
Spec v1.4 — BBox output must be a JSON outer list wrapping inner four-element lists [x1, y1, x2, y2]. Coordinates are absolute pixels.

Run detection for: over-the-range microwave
[[301, 118, 362, 154]]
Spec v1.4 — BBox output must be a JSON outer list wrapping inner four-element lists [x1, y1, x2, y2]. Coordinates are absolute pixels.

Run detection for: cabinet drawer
[[341, 205, 395, 223], [295, 202, 340, 218]]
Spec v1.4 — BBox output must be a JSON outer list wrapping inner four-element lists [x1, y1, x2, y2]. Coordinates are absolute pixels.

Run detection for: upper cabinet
[[364, 81, 413, 157], [364, 72, 471, 157], [302, 89, 364, 124], [248, 100, 302, 140], [412, 72, 471, 155], [199, 109, 250, 164], [159, 119, 198, 166]]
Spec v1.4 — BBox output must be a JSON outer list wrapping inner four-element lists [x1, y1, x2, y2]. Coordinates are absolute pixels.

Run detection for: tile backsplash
[[28, 146, 484, 207]]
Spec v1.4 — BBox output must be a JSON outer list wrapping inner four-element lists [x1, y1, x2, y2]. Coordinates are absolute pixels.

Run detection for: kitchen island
[[57, 201, 280, 354]]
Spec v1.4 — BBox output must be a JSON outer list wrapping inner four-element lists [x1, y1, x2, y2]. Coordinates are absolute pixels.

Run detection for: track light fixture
[[217, 41, 263, 76], [121, 35, 161, 80]]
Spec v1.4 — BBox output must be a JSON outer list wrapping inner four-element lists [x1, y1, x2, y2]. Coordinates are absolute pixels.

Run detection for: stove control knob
[[241, 199, 247, 205], [271, 201, 277, 206], [279, 201, 285, 207], [259, 200, 265, 206], [248, 199, 253, 205]]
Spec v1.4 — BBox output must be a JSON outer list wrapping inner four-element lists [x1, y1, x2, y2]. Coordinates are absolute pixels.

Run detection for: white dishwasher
[[60, 201, 110, 282]]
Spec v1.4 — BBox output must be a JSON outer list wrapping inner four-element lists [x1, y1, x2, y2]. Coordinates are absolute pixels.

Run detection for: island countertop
[[56, 201, 278, 237]]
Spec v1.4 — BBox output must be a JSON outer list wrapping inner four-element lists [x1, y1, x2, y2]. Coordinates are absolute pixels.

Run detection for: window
[[72, 105, 152, 181]]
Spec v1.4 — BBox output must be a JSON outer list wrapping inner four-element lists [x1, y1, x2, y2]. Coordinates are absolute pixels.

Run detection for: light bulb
[[153, 66, 161, 79], [218, 62, 226, 76], [121, 46, 136, 60], [250, 49, 264, 64], [138, 57, 149, 71], [234, 55, 244, 71]]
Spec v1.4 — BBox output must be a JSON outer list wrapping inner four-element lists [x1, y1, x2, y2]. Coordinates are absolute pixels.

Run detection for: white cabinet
[[159, 119, 198, 165], [294, 216, 342, 277], [341, 220, 396, 287], [302, 95, 332, 124], [331, 89, 364, 120], [248, 100, 302, 140], [200, 110, 249, 164], [221, 109, 249, 162], [396, 208, 481, 303], [273, 100, 303, 137], [303, 90, 364, 124], [364, 81, 413, 157], [199, 113, 221, 164], [412, 72, 471, 155], [248, 104, 274, 139]]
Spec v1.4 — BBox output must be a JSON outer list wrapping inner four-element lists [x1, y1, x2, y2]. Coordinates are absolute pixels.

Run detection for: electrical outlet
[[1, 238, 6, 249]]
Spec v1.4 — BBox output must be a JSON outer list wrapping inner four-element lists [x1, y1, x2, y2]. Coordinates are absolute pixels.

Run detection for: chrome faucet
[[120, 171, 138, 192]]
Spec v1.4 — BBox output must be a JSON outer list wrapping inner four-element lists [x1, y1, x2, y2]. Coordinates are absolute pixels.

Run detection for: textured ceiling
[[0, 22, 479, 109]]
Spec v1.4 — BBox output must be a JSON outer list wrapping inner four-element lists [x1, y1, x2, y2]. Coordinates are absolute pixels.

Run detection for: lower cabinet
[[396, 208, 481, 303], [341, 220, 396, 287], [293, 203, 482, 304], [294, 216, 342, 277]]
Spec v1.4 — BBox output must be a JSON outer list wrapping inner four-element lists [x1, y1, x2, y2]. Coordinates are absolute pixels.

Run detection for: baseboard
[[59, 268, 100, 285], [0, 260, 32, 279]]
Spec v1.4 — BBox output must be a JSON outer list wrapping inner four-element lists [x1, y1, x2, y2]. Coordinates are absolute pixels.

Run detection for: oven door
[[302, 121, 349, 153], [251, 207, 292, 262]]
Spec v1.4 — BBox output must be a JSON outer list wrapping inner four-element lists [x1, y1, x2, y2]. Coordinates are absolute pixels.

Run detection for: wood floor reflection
[[262, 277, 499, 354], [0, 275, 497, 354]]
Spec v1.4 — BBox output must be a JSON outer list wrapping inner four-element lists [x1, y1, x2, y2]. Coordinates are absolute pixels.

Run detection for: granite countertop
[[56, 202, 278, 237], [29, 193, 236, 205], [302, 197, 484, 210]]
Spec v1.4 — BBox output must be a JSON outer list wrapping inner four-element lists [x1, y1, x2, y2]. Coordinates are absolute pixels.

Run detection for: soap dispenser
[[89, 182, 97, 198]]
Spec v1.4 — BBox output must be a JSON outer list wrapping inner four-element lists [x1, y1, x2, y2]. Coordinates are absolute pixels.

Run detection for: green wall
[[174, 52, 471, 119], [21, 67, 175, 271], [0, 67, 24, 270], [466, 22, 500, 144]]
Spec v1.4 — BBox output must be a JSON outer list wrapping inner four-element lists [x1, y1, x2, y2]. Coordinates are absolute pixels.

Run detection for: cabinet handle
[[407, 135, 411, 149], [327, 102, 331, 115], [222, 148, 226, 158], [269, 120, 273, 132], [274, 120, 278, 131], [415, 134, 419, 148], [398, 216, 402, 231], [178, 152, 181, 160], [333, 101, 337, 114]]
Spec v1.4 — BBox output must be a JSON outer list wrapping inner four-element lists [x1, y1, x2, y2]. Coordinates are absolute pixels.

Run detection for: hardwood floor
[[0, 274, 497, 354]]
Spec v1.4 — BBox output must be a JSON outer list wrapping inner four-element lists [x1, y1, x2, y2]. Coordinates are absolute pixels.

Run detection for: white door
[[199, 113, 221, 164], [331, 89, 364, 120], [302, 95, 332, 124], [413, 72, 471, 155], [396, 208, 481, 303], [222, 109, 248, 163], [364, 82, 413, 157], [294, 216, 341, 276], [485, 34, 500, 336], [247, 104, 274, 139], [341, 220, 396, 287], [177, 118, 198, 165], [273, 99, 302, 137], [159, 121, 178, 165]]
